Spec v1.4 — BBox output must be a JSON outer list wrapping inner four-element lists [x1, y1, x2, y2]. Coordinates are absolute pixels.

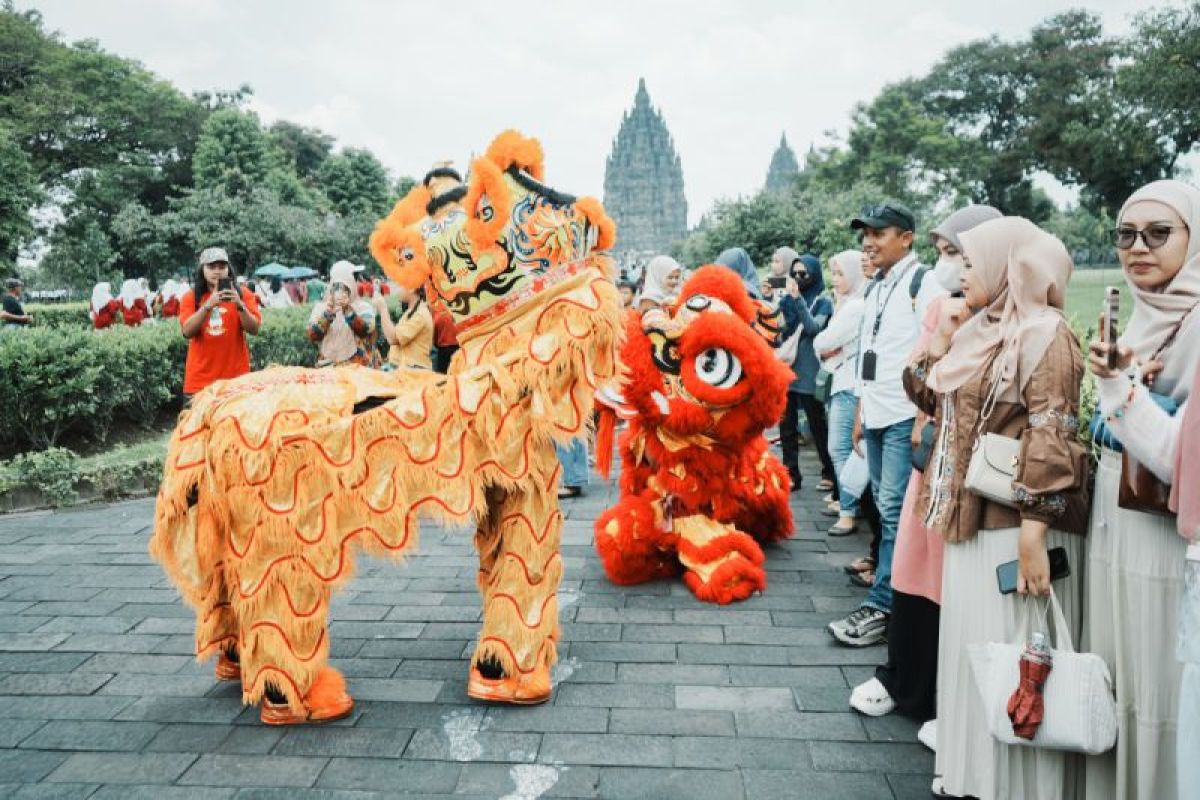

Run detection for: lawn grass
[[1065, 266, 1130, 332]]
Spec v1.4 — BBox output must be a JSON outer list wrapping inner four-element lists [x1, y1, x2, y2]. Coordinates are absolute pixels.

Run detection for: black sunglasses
[[1112, 224, 1185, 250]]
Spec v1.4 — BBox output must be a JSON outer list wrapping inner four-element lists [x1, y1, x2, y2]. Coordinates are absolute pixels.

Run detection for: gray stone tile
[[114, 696, 245, 724], [0, 633, 70, 651], [92, 787, 235, 800], [52, 633, 166, 654], [539, 734, 672, 768], [2, 695, 134, 720], [620, 623, 722, 643], [554, 682, 672, 709], [742, 768, 892, 799], [455, 763, 600, 799], [677, 644, 791, 665], [145, 723, 233, 753], [566, 642, 676, 663], [404, 728, 540, 763], [99, 673, 219, 696], [0, 750, 69, 783], [728, 665, 847, 687], [595, 766, 744, 800], [177, 755, 327, 788], [734, 710, 867, 741], [0, 719, 45, 748], [215, 727, 285, 755], [20, 720, 161, 752], [273, 727, 413, 758], [676, 685, 796, 711], [485, 705, 609, 734], [0, 672, 114, 695], [76, 653, 193, 674], [314, 757, 461, 794], [614, 663, 730, 685], [45, 752, 196, 784], [0, 652, 90, 673], [11, 783, 101, 799], [672, 736, 813, 770], [809, 740, 935, 774], [610, 708, 735, 737]]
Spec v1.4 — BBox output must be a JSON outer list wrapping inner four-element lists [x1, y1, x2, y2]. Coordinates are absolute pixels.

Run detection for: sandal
[[828, 521, 858, 537], [557, 486, 583, 500], [842, 556, 875, 575], [816, 479, 835, 492], [849, 570, 875, 588]]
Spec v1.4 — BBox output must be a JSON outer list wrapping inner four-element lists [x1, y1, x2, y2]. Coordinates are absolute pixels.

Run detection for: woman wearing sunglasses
[[1085, 179, 1200, 800]]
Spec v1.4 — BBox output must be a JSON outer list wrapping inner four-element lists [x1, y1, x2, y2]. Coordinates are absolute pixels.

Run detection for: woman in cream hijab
[[907, 217, 1088, 800], [308, 260, 379, 368], [1083, 179, 1200, 800], [636, 255, 683, 316]]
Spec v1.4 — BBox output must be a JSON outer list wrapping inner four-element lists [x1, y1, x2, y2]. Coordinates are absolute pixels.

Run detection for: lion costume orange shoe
[[594, 266, 795, 604], [150, 131, 622, 720]]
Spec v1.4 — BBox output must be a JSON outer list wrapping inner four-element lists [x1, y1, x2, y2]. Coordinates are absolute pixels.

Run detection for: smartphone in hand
[[1102, 287, 1120, 369], [217, 277, 234, 293], [996, 546, 1070, 595]]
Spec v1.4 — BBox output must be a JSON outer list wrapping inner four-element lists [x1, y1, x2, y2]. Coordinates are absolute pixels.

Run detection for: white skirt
[[937, 526, 1085, 800], [1083, 448, 1185, 800]]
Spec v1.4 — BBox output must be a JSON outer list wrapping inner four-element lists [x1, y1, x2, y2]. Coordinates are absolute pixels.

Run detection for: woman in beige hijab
[[308, 260, 379, 368], [1082, 179, 1200, 800], [904, 217, 1089, 800]]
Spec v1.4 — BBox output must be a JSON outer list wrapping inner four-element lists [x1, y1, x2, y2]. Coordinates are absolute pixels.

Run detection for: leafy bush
[[0, 307, 314, 450], [9, 447, 80, 507], [25, 302, 91, 328]]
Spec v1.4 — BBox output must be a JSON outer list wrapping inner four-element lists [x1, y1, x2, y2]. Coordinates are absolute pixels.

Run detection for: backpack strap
[[908, 265, 930, 310]]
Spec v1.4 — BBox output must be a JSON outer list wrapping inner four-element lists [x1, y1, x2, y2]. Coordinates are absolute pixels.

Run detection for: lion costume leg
[[468, 480, 563, 704], [675, 515, 767, 604], [594, 489, 680, 585]]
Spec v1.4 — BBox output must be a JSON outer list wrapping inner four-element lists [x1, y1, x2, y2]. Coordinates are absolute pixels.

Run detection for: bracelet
[[1106, 380, 1139, 421]]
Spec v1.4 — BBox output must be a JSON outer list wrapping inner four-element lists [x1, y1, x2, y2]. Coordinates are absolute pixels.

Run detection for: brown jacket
[[902, 321, 1089, 542]]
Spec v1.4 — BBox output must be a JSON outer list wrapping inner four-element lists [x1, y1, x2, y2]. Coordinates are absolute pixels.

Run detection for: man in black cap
[[1, 278, 32, 328], [827, 202, 944, 648]]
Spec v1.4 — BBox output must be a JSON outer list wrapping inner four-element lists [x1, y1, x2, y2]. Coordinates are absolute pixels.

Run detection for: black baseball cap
[[850, 203, 916, 233]]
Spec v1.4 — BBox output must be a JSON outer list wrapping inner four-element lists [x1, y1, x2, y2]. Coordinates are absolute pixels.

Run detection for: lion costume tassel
[[150, 131, 622, 723], [594, 266, 795, 604]]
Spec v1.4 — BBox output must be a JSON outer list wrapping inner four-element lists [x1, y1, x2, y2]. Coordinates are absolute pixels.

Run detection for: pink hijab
[[927, 217, 1073, 403]]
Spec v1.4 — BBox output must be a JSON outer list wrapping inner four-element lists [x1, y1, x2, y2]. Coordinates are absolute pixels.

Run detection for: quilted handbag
[[967, 591, 1117, 755]]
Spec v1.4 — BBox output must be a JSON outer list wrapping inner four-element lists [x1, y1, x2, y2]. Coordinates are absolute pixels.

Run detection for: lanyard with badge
[[860, 261, 913, 382]]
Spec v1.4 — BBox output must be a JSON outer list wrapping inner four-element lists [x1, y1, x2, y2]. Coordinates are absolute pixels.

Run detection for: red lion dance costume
[[594, 266, 795, 604], [150, 131, 622, 723]]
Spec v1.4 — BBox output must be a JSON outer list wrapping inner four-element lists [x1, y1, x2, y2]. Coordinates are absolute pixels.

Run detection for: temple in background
[[603, 79, 687, 262], [764, 132, 800, 193]]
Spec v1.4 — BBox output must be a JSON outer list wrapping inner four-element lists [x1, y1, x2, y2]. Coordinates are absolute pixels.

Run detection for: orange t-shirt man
[[179, 286, 261, 394]]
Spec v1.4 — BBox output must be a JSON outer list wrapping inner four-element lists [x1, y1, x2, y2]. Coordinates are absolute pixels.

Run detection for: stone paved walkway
[[0, 447, 933, 799]]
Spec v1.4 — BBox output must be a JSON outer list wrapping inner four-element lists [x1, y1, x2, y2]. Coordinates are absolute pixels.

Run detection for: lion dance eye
[[400, 248, 414, 262], [685, 295, 711, 312], [695, 348, 742, 389]]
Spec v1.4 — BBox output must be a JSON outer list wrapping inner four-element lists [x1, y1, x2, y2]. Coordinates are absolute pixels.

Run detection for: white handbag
[[964, 432, 1020, 508], [962, 358, 1020, 508], [966, 590, 1118, 755]]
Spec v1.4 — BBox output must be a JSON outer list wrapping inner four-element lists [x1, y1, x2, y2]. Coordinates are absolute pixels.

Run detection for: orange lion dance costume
[[150, 131, 622, 723], [594, 266, 795, 604]]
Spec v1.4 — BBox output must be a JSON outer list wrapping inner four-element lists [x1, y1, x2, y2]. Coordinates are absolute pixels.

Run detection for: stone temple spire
[[603, 78, 687, 258], [765, 132, 800, 193]]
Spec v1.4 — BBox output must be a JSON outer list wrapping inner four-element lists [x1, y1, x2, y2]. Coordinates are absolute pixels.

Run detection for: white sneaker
[[917, 718, 937, 752], [848, 677, 896, 717]]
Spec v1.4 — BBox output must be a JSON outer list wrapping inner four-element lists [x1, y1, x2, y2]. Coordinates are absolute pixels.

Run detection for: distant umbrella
[[254, 262, 290, 278]]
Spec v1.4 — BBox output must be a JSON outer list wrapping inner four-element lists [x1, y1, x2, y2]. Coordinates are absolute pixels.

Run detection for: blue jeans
[[861, 418, 915, 614], [555, 438, 589, 489], [826, 391, 859, 517]]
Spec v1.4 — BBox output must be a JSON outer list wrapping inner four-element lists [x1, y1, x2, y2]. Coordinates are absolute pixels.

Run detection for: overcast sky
[[27, 0, 1161, 224]]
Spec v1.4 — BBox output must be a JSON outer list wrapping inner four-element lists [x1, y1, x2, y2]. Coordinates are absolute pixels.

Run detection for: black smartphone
[[217, 277, 233, 293], [860, 350, 877, 381], [1102, 287, 1120, 368], [996, 547, 1070, 595], [767, 275, 788, 289]]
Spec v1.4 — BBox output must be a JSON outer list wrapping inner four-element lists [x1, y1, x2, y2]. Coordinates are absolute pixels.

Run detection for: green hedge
[[0, 306, 316, 450], [25, 302, 91, 328]]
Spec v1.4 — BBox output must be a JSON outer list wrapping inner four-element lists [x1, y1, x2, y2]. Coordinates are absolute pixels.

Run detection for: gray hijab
[[715, 247, 762, 298], [929, 204, 1003, 252]]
